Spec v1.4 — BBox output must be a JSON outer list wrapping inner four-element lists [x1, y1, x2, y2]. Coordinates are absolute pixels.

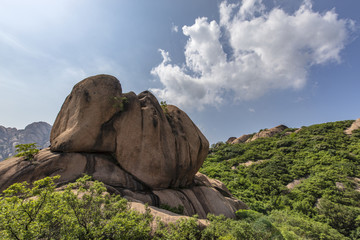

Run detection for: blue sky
[[0, 0, 359, 144]]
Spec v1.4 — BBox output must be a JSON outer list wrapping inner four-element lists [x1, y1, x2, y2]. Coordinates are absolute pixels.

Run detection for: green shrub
[[200, 120, 360, 238], [112, 96, 128, 112], [0, 175, 153, 239], [159, 204, 184, 215], [154, 217, 201, 240], [15, 143, 39, 162], [160, 101, 169, 115]]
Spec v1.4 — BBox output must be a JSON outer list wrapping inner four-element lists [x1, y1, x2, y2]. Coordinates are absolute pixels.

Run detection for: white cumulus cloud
[[150, 0, 354, 110]]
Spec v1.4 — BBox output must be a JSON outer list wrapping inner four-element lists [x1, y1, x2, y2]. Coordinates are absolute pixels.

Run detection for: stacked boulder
[[0, 74, 247, 219]]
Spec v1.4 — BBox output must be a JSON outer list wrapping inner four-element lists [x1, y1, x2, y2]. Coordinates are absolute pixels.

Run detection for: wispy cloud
[[151, 0, 354, 110], [171, 23, 179, 33]]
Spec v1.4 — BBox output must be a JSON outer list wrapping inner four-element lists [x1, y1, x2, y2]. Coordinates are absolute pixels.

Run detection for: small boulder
[[345, 118, 360, 135]]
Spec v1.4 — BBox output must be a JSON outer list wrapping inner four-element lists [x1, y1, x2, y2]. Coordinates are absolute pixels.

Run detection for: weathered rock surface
[[345, 118, 360, 135], [247, 125, 288, 142], [230, 125, 288, 144], [0, 148, 146, 192], [226, 137, 236, 144], [51, 75, 208, 189], [231, 134, 252, 144], [129, 202, 209, 230], [0, 148, 247, 219], [0, 74, 245, 220], [0, 122, 51, 161]]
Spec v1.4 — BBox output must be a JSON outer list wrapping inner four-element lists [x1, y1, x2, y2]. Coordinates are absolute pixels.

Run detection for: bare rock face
[[50, 75, 208, 189], [0, 148, 247, 218], [231, 134, 252, 144], [51, 75, 122, 152], [248, 125, 288, 142], [231, 125, 288, 144], [0, 148, 146, 192], [345, 118, 360, 135], [226, 137, 236, 144]]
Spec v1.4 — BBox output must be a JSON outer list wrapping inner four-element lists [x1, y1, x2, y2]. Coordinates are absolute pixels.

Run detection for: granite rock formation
[[0, 74, 247, 220], [0, 122, 51, 161], [230, 125, 288, 144]]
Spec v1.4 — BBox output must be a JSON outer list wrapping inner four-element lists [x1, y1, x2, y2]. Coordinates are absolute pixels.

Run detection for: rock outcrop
[[0, 74, 246, 220], [50, 75, 208, 189], [230, 125, 288, 144], [232, 134, 252, 144], [345, 118, 360, 135], [226, 137, 236, 144], [0, 122, 51, 161]]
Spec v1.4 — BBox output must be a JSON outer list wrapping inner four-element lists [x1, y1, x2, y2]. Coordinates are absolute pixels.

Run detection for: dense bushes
[[201, 120, 360, 239], [0, 176, 153, 239], [2, 120, 359, 239], [0, 176, 284, 239]]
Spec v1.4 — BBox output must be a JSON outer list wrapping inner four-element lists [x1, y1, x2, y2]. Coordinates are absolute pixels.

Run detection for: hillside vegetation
[[1, 120, 360, 239], [201, 120, 360, 239]]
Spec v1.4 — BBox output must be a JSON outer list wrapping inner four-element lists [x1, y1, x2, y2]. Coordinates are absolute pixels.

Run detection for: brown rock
[[0, 151, 247, 219], [345, 118, 360, 135], [51, 74, 122, 152], [286, 177, 306, 190], [0, 148, 146, 192], [0, 74, 246, 222], [232, 134, 252, 144], [239, 159, 266, 167], [129, 202, 209, 230], [226, 137, 236, 144], [248, 125, 288, 142], [51, 75, 209, 189], [194, 172, 232, 197]]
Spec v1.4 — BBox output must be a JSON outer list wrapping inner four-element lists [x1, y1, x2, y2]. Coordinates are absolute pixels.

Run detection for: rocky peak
[[0, 121, 51, 161], [230, 124, 288, 144]]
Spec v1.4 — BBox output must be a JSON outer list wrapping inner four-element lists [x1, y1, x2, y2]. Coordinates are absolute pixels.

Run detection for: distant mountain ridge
[[0, 122, 51, 161]]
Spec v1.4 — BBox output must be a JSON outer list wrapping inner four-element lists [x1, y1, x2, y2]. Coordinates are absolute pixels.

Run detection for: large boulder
[[50, 75, 208, 189], [0, 74, 246, 220], [0, 149, 247, 218], [51, 75, 122, 153], [0, 148, 146, 192]]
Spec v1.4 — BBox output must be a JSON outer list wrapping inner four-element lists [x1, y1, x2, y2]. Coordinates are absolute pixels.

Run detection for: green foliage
[[160, 101, 169, 115], [3, 120, 360, 239], [153, 217, 201, 240], [0, 176, 286, 239], [201, 120, 360, 238], [15, 143, 39, 162], [112, 96, 128, 112], [159, 204, 184, 215], [316, 198, 360, 236], [201, 212, 283, 240], [269, 210, 347, 240], [0, 175, 152, 239]]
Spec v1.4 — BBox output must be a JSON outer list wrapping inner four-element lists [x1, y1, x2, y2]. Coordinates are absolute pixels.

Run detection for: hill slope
[[201, 120, 360, 239]]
